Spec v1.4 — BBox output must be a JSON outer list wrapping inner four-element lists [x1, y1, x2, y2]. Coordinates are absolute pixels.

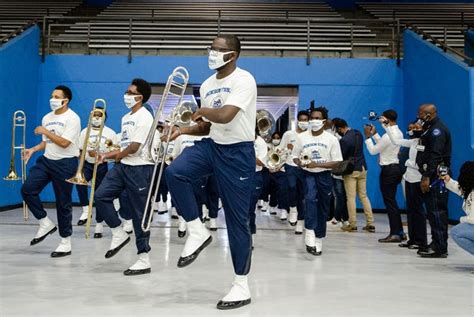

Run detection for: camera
[[437, 163, 449, 177], [367, 110, 388, 125]]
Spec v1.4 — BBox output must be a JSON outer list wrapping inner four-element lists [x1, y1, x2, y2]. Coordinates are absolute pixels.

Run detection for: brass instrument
[[299, 148, 313, 166], [4, 110, 28, 221], [66, 99, 107, 238], [267, 148, 290, 170], [105, 139, 120, 151], [141, 66, 191, 232], [165, 154, 174, 166], [256, 109, 275, 137]]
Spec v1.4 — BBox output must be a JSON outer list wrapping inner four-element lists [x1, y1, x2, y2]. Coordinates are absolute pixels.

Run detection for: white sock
[[95, 222, 104, 234], [305, 229, 315, 247], [181, 218, 210, 257], [128, 253, 151, 270], [221, 275, 251, 302], [112, 199, 121, 211], [315, 238, 323, 253], [79, 206, 89, 220], [110, 226, 128, 249], [55, 237, 71, 252], [35, 216, 55, 239], [178, 216, 187, 232]]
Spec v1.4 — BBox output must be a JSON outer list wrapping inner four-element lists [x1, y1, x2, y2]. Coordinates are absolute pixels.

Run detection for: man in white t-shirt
[[22, 85, 81, 257], [292, 107, 343, 256], [165, 35, 256, 310], [94, 78, 154, 276], [280, 110, 310, 232], [75, 109, 117, 239]]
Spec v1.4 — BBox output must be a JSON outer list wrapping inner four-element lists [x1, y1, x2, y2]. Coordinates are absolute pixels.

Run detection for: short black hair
[[382, 109, 398, 122], [131, 78, 152, 103], [217, 34, 241, 55], [271, 131, 281, 139], [297, 110, 310, 120], [311, 106, 329, 120], [332, 117, 348, 129], [54, 85, 72, 101], [458, 161, 474, 201]]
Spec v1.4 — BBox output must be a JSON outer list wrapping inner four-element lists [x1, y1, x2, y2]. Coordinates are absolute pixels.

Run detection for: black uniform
[[416, 116, 452, 254]]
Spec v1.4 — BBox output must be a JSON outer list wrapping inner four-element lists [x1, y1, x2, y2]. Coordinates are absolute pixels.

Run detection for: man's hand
[[191, 109, 203, 122], [34, 126, 48, 135], [421, 177, 430, 193], [287, 144, 294, 150], [22, 148, 34, 163], [378, 116, 388, 126], [364, 124, 375, 138], [161, 126, 181, 142], [306, 162, 319, 169], [440, 174, 451, 183]]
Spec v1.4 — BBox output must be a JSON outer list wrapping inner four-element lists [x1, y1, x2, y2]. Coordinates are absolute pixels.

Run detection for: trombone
[[4, 110, 28, 221], [141, 66, 192, 232], [66, 99, 107, 238]]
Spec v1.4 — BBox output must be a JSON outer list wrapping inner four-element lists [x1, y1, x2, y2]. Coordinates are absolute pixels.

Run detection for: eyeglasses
[[125, 90, 141, 96], [206, 46, 233, 53]]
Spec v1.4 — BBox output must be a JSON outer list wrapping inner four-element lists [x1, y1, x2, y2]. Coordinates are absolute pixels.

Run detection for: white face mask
[[298, 121, 309, 131], [50, 98, 65, 111], [124, 94, 139, 109], [91, 117, 103, 128], [208, 49, 234, 70], [310, 119, 325, 132], [272, 139, 281, 146]]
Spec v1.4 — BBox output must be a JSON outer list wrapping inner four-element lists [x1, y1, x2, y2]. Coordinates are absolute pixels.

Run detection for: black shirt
[[415, 117, 452, 179], [339, 129, 367, 171]]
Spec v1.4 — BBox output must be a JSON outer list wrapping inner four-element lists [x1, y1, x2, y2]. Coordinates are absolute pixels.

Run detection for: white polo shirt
[[199, 67, 257, 145], [292, 130, 343, 173], [42, 108, 81, 160], [120, 106, 154, 166], [79, 125, 117, 164]]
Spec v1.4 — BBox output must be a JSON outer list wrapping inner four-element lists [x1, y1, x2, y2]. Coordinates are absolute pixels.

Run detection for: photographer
[[442, 162, 474, 265], [415, 104, 452, 258]]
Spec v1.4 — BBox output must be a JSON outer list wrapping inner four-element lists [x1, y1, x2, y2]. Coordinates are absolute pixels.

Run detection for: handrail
[[1, 21, 36, 46], [407, 24, 473, 67]]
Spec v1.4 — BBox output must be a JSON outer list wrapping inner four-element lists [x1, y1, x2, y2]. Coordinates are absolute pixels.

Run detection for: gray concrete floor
[[0, 207, 473, 317]]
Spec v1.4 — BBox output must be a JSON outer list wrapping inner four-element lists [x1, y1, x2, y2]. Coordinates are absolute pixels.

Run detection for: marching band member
[[22, 85, 80, 257], [94, 78, 154, 275], [267, 132, 290, 220], [205, 175, 220, 231], [280, 110, 309, 232], [75, 109, 117, 239], [153, 125, 173, 215], [165, 34, 256, 309], [293, 107, 343, 256]]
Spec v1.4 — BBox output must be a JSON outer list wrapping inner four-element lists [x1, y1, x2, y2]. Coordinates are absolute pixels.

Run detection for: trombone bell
[[4, 167, 20, 181], [66, 172, 89, 186]]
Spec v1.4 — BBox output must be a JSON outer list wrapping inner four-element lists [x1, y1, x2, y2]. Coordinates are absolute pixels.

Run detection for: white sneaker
[[315, 238, 323, 254], [94, 222, 104, 238], [209, 218, 218, 231], [288, 207, 297, 225], [106, 226, 130, 258], [180, 218, 211, 258], [295, 220, 304, 235], [202, 205, 209, 221], [279, 209, 288, 221], [51, 237, 71, 257], [113, 198, 121, 211], [77, 206, 89, 225], [124, 252, 151, 275], [123, 219, 133, 234], [158, 201, 168, 213], [217, 275, 251, 309]]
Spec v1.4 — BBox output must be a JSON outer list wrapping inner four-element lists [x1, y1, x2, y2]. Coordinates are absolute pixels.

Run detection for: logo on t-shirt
[[211, 96, 223, 109]]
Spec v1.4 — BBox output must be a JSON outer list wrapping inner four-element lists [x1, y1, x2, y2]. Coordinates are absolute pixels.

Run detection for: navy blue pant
[[259, 167, 270, 202], [21, 155, 77, 238], [380, 164, 404, 237], [117, 191, 133, 221], [332, 178, 349, 222], [304, 171, 333, 238], [153, 163, 169, 203], [205, 175, 220, 219], [405, 181, 427, 246], [249, 171, 263, 234], [95, 163, 153, 254], [269, 171, 289, 210], [76, 162, 108, 222], [165, 138, 255, 275], [285, 164, 306, 220], [423, 182, 449, 253]]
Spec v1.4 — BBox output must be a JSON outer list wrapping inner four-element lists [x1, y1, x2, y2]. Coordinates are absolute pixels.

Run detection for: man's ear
[[63, 98, 69, 106]]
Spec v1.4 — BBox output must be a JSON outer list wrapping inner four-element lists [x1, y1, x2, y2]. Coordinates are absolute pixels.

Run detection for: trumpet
[[66, 99, 107, 238], [267, 148, 290, 170], [141, 66, 190, 232], [299, 148, 313, 166], [4, 110, 28, 221]]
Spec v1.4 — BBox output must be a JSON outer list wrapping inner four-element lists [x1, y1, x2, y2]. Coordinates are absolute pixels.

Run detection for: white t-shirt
[[42, 108, 81, 160], [292, 130, 343, 173], [79, 125, 117, 164], [280, 130, 299, 167], [199, 67, 257, 145], [172, 135, 203, 158], [254, 136, 268, 172], [365, 125, 402, 166], [120, 106, 154, 166]]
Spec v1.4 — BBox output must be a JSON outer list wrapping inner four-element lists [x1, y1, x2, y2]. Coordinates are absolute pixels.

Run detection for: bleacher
[[0, 0, 81, 39], [359, 2, 473, 49], [48, 1, 391, 58]]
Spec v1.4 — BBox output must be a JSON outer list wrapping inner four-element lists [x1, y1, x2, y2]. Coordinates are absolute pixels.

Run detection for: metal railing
[[407, 24, 473, 67], [1, 21, 36, 46], [41, 15, 400, 65]]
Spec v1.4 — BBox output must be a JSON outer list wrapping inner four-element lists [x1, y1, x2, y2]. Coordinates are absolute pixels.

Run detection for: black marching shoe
[[77, 219, 87, 226], [216, 298, 251, 310], [50, 251, 71, 258], [105, 237, 130, 259], [123, 268, 151, 276], [408, 244, 421, 250], [306, 245, 321, 256], [418, 247, 448, 258], [94, 233, 103, 239], [30, 227, 57, 246], [177, 236, 213, 268], [178, 230, 187, 238]]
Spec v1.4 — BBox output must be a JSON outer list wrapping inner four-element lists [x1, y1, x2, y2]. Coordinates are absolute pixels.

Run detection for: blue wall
[[403, 29, 474, 221], [0, 26, 40, 207], [35, 54, 403, 210]]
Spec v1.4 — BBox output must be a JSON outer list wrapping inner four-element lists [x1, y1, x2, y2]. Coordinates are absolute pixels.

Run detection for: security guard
[[415, 104, 452, 258]]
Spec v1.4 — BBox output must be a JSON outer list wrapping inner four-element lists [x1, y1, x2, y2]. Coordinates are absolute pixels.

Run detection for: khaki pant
[[343, 169, 374, 227]]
